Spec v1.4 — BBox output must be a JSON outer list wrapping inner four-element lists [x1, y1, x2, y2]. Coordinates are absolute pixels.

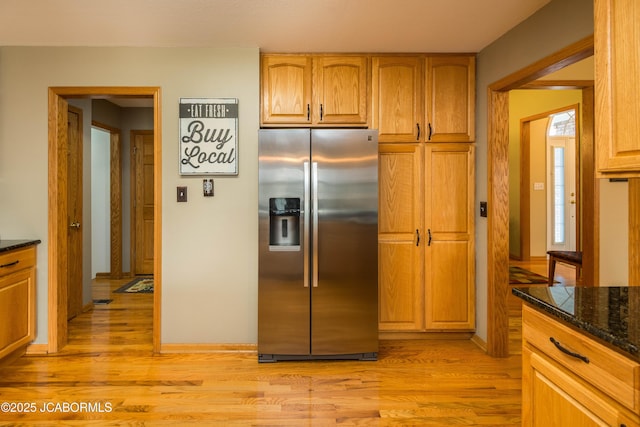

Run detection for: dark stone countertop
[[0, 239, 41, 253], [512, 286, 640, 361]]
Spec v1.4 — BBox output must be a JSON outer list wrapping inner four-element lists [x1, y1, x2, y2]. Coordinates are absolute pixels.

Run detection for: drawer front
[[0, 247, 36, 278], [523, 304, 640, 412]]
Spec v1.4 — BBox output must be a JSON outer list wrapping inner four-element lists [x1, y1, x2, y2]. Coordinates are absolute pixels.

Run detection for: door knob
[[69, 222, 81, 229]]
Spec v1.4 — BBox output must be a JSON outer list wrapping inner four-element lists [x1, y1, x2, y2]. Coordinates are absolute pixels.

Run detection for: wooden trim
[[487, 89, 511, 358], [573, 103, 582, 255], [520, 121, 531, 261], [25, 343, 49, 355], [47, 87, 161, 354], [486, 36, 594, 357], [160, 343, 257, 354], [519, 79, 594, 90], [489, 36, 594, 92], [630, 179, 640, 286], [153, 90, 162, 354], [470, 334, 488, 352], [379, 332, 474, 340], [48, 90, 68, 353], [110, 130, 122, 279], [92, 121, 123, 279]]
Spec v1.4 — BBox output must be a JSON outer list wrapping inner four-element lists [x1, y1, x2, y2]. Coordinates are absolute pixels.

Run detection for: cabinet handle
[[550, 337, 590, 363], [0, 260, 19, 268], [427, 229, 432, 246], [320, 104, 323, 121], [416, 229, 420, 246], [307, 104, 310, 121], [428, 123, 433, 141], [416, 123, 421, 141]]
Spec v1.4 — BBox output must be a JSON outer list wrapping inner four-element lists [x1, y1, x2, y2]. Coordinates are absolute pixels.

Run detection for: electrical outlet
[[177, 186, 187, 202], [203, 179, 214, 197]]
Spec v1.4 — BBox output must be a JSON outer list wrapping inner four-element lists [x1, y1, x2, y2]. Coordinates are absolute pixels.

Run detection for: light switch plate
[[177, 186, 187, 202], [480, 201, 487, 217]]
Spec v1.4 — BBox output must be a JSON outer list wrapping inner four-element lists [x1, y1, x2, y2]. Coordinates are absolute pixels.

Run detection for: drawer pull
[[0, 260, 19, 268], [550, 337, 590, 364]]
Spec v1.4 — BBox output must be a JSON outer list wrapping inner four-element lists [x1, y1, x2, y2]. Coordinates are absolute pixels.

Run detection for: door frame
[[486, 36, 596, 357], [48, 86, 162, 353]]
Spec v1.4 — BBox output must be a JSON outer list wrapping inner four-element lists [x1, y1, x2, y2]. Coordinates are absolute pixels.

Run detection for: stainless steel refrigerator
[[258, 129, 378, 362]]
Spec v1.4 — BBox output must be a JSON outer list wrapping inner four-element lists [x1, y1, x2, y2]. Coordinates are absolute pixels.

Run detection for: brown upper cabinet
[[371, 56, 424, 142], [261, 54, 369, 126], [372, 54, 475, 143], [425, 56, 475, 142], [595, 0, 640, 177]]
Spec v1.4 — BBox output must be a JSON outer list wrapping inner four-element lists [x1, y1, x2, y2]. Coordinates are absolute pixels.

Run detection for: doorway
[[518, 105, 580, 260], [47, 86, 162, 353], [486, 36, 596, 357]]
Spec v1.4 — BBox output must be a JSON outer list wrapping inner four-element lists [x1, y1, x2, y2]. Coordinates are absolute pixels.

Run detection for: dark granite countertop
[[512, 286, 640, 361], [0, 239, 41, 253]]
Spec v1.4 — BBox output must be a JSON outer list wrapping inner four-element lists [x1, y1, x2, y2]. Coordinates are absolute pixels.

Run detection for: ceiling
[[1, 0, 552, 53]]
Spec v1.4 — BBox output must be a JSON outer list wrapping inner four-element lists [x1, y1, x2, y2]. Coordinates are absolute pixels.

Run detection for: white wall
[[91, 127, 111, 277], [0, 47, 260, 345]]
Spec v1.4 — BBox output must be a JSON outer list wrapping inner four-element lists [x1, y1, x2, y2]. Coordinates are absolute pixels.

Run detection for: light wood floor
[[0, 264, 575, 425]]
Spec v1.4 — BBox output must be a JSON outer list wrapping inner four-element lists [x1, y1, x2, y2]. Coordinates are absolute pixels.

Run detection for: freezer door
[[258, 129, 311, 358], [311, 129, 379, 356]]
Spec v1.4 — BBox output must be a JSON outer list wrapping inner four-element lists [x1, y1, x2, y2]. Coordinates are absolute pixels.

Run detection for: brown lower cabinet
[[522, 304, 640, 427], [0, 245, 37, 361]]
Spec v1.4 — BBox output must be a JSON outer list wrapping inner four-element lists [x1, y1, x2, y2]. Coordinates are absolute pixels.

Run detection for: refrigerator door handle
[[312, 161, 319, 288], [303, 161, 310, 288]]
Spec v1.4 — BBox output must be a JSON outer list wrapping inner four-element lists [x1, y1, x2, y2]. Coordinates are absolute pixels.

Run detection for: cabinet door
[[595, 0, 640, 175], [425, 56, 475, 142], [424, 144, 475, 330], [0, 268, 35, 359], [371, 56, 423, 143], [378, 143, 424, 331], [523, 349, 626, 427], [313, 56, 368, 125], [261, 55, 312, 125]]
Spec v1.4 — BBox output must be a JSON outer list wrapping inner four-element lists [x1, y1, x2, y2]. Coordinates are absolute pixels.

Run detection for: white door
[[547, 135, 576, 252]]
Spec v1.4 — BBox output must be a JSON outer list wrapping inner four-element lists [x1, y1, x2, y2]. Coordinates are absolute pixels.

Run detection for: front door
[[132, 130, 155, 275], [547, 135, 577, 252], [67, 106, 83, 320]]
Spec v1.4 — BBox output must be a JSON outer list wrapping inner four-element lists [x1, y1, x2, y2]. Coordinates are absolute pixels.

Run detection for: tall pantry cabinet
[[374, 54, 476, 333]]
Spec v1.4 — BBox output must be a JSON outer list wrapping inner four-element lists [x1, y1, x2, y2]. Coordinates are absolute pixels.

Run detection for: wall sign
[[179, 98, 238, 176]]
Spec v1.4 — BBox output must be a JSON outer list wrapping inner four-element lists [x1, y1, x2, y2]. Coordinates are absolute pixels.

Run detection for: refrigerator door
[[311, 129, 379, 357], [258, 129, 311, 359]]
